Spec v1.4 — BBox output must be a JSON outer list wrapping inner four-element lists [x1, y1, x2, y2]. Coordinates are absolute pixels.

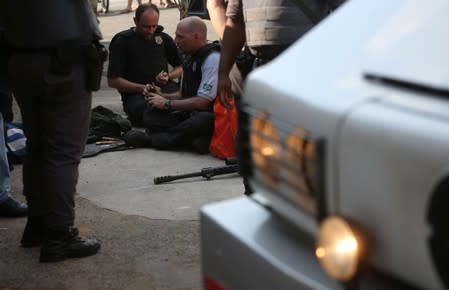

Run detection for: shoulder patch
[[154, 36, 163, 45], [202, 83, 213, 92]]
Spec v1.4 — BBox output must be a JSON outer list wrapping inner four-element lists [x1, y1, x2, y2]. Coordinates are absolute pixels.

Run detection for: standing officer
[[2, 0, 103, 262], [210, 0, 345, 194]]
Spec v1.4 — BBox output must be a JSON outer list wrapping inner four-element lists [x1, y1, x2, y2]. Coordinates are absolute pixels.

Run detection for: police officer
[[2, 0, 102, 262], [108, 4, 183, 126], [210, 0, 344, 194]]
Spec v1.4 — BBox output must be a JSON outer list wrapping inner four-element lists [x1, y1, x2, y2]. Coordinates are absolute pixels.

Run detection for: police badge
[[155, 36, 163, 45]]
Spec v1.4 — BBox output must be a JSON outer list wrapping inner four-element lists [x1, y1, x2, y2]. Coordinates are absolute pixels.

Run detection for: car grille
[[239, 105, 326, 220]]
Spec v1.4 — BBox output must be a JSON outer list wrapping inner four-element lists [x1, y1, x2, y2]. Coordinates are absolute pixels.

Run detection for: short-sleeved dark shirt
[[107, 26, 182, 97]]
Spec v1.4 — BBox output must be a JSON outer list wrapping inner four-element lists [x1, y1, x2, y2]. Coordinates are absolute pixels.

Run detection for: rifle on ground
[[153, 157, 239, 184]]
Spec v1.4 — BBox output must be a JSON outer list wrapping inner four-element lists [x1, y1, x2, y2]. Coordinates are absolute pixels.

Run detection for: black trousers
[[121, 93, 146, 127], [8, 53, 91, 229], [143, 109, 214, 151]]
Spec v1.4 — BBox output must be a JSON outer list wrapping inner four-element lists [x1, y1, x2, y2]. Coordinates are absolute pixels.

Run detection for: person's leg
[[122, 94, 147, 126], [120, 0, 134, 13], [38, 60, 99, 262], [166, 0, 177, 8], [0, 114, 10, 204], [40, 65, 91, 230], [235, 97, 253, 195], [142, 108, 182, 132], [151, 111, 214, 150], [125, 108, 182, 148], [9, 54, 47, 221], [0, 113, 27, 217]]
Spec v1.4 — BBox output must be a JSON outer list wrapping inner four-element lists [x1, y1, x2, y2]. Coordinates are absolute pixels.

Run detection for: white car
[[200, 0, 449, 289]]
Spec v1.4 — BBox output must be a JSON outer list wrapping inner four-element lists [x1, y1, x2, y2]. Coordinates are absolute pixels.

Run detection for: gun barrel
[[225, 156, 238, 165], [153, 171, 202, 184], [201, 164, 239, 178], [154, 164, 239, 184]]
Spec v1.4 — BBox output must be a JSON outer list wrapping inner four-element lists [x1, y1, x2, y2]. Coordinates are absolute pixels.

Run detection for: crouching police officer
[[1, 0, 106, 262]]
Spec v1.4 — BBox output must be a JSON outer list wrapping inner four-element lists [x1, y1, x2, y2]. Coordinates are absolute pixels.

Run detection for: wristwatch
[[164, 100, 172, 110]]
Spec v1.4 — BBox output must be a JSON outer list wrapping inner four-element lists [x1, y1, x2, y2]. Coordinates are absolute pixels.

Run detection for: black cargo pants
[[8, 52, 91, 229], [144, 109, 214, 151]]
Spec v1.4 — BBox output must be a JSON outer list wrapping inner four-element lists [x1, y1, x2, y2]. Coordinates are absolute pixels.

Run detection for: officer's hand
[[217, 75, 234, 109], [155, 70, 169, 86], [145, 93, 166, 110], [143, 83, 162, 97], [143, 83, 155, 97]]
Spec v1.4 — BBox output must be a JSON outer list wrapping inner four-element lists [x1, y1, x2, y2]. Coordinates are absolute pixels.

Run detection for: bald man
[[124, 16, 220, 154]]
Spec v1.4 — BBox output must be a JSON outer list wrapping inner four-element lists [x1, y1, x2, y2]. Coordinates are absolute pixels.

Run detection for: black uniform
[[2, 0, 101, 262], [108, 26, 182, 126]]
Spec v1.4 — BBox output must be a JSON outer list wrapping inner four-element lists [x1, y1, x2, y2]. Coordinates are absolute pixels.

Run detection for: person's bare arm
[[108, 77, 146, 94], [207, 0, 227, 39], [146, 93, 211, 111], [168, 65, 183, 80], [217, 14, 246, 107]]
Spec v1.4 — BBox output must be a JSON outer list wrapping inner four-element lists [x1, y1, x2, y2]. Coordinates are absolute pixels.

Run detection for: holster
[[235, 45, 255, 80], [83, 41, 108, 91]]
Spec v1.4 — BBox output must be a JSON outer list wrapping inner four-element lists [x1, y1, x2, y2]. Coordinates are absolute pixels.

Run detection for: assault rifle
[[153, 157, 239, 184]]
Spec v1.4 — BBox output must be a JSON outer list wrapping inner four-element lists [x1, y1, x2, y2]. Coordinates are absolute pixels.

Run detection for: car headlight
[[286, 129, 321, 215], [250, 111, 280, 189], [316, 216, 365, 282]]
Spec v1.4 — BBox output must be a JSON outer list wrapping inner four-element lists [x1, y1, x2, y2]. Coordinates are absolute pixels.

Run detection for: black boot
[[0, 196, 28, 217], [40, 227, 100, 263], [123, 130, 152, 147], [21, 216, 45, 247]]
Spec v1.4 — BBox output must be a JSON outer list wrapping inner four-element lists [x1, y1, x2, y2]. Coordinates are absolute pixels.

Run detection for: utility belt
[[10, 39, 107, 91], [249, 44, 289, 67], [236, 44, 290, 79]]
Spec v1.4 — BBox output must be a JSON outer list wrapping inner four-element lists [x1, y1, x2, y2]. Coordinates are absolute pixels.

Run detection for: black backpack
[[87, 105, 132, 143]]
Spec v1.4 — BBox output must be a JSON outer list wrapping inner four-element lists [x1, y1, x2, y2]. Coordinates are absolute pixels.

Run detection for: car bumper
[[200, 196, 415, 290], [201, 196, 340, 290]]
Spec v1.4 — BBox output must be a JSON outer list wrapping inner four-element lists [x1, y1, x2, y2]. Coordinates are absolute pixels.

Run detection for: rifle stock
[[153, 164, 239, 184]]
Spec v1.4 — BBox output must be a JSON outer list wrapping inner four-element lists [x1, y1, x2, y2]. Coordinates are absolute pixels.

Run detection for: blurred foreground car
[[200, 0, 449, 289]]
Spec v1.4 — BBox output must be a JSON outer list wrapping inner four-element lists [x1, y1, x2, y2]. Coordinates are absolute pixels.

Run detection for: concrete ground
[[0, 3, 243, 289]]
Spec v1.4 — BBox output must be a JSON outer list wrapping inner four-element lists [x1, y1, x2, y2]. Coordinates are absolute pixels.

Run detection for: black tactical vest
[[181, 42, 220, 102], [242, 0, 327, 59], [2, 0, 101, 48]]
